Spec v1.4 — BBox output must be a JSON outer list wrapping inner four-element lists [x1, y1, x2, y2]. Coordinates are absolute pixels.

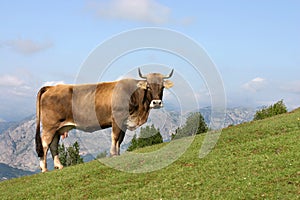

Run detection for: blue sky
[[0, 0, 299, 121]]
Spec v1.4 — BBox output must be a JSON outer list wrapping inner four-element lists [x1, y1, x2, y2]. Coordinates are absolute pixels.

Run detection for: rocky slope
[[200, 107, 256, 128], [0, 116, 38, 172]]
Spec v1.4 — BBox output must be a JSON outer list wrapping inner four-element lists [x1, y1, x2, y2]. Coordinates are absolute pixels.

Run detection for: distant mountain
[[0, 163, 35, 181], [0, 107, 256, 178], [0, 115, 39, 172], [200, 107, 256, 128]]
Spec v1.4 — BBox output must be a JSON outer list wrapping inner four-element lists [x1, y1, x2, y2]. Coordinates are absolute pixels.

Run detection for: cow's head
[[137, 68, 174, 109]]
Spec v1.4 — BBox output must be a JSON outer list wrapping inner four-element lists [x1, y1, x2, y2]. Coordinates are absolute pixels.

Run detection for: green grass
[[1, 109, 300, 199]]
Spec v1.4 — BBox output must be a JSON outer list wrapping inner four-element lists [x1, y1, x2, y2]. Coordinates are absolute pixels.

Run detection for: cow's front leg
[[110, 129, 119, 156], [110, 124, 124, 156], [116, 130, 126, 155]]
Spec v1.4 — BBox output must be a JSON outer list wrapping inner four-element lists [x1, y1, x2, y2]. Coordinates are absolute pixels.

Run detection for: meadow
[[0, 109, 299, 199]]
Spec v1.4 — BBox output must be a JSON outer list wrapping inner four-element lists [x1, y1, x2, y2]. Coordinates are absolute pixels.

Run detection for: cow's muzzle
[[150, 100, 163, 109]]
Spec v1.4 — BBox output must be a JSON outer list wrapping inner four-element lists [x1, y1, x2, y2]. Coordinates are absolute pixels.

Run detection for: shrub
[[253, 100, 287, 120]]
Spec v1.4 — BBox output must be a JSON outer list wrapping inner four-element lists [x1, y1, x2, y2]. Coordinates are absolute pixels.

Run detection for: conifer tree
[[172, 112, 208, 140], [127, 125, 163, 151], [58, 141, 83, 167]]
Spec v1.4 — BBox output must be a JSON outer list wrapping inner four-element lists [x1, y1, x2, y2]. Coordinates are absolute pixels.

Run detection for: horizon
[[0, 105, 284, 123]]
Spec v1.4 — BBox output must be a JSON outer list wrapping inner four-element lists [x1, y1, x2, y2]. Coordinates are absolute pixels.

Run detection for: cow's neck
[[137, 88, 152, 125], [141, 89, 151, 109]]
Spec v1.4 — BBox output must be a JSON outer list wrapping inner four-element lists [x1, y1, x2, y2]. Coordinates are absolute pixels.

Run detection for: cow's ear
[[137, 81, 147, 90], [164, 80, 174, 89]]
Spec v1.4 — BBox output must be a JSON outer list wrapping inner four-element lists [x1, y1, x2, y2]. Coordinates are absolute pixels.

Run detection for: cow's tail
[[35, 86, 49, 157]]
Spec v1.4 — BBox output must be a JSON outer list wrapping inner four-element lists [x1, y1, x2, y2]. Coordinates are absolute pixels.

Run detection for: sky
[[0, 0, 299, 121]]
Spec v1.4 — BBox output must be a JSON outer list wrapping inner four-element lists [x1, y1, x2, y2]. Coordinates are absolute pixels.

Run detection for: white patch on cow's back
[[42, 81, 65, 87]]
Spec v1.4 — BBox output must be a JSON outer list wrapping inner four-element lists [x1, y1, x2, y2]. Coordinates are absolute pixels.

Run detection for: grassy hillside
[[1, 109, 299, 199]]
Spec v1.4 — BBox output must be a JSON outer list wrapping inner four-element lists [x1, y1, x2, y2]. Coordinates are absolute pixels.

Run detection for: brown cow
[[35, 68, 174, 172]]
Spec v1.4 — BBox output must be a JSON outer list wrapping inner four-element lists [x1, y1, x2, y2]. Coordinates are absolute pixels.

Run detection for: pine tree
[[127, 134, 138, 151], [58, 141, 83, 167], [172, 112, 208, 140], [58, 143, 67, 166], [127, 125, 163, 151]]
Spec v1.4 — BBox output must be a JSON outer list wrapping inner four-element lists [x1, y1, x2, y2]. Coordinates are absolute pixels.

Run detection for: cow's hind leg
[[40, 131, 55, 172], [50, 132, 63, 170]]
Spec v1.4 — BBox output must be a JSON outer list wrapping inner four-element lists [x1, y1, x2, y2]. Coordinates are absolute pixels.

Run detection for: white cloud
[[242, 77, 267, 93], [11, 85, 33, 97], [0, 75, 23, 87], [3, 69, 40, 97], [3, 38, 53, 55], [0, 74, 35, 121], [87, 0, 171, 24]]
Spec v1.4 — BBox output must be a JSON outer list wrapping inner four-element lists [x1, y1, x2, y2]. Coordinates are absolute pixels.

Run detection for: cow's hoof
[[53, 155, 64, 170], [41, 168, 48, 173], [54, 165, 64, 170]]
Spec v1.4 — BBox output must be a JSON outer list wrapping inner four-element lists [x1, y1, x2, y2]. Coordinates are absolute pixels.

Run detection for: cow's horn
[[138, 68, 147, 79], [163, 69, 174, 79]]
